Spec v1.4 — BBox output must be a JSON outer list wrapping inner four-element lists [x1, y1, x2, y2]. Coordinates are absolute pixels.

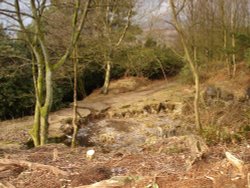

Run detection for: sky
[[135, 0, 170, 29], [0, 0, 32, 35], [0, 0, 170, 34]]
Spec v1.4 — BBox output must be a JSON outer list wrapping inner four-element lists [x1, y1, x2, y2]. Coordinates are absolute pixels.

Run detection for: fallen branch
[[225, 152, 244, 176], [75, 176, 132, 188], [0, 159, 68, 177], [0, 182, 16, 188]]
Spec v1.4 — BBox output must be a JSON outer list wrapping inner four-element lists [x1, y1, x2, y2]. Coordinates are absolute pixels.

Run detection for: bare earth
[[0, 77, 249, 188]]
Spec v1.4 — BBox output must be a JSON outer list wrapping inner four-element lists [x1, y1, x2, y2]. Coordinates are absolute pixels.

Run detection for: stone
[[60, 123, 73, 135], [220, 89, 234, 101], [204, 85, 221, 99]]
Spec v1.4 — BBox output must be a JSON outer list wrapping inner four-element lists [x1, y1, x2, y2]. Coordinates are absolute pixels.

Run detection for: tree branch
[[115, 1, 133, 47], [53, 0, 92, 71]]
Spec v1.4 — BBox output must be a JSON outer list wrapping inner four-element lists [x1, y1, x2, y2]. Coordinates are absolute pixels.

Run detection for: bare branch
[[53, 0, 92, 70], [0, 8, 34, 18], [115, 1, 133, 47]]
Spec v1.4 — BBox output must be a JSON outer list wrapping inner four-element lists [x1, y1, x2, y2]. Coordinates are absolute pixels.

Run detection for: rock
[[60, 123, 73, 135], [76, 127, 94, 146], [63, 127, 94, 147], [156, 102, 166, 113], [77, 102, 110, 114], [143, 105, 151, 113], [77, 108, 92, 119], [220, 89, 234, 101], [108, 77, 148, 94], [203, 85, 234, 102], [165, 103, 175, 111], [203, 85, 221, 100]]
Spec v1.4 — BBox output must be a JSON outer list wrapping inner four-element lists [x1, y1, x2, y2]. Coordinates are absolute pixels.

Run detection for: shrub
[[113, 45, 183, 79]]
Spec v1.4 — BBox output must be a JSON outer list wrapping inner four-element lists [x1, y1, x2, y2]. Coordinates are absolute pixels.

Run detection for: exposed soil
[[0, 75, 250, 188]]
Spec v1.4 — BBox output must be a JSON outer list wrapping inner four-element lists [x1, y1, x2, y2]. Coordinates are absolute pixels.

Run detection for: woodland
[[0, 0, 250, 187]]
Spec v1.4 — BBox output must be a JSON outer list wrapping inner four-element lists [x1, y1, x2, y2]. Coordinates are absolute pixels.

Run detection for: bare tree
[[0, 0, 91, 146], [94, 0, 133, 94], [169, 0, 202, 131]]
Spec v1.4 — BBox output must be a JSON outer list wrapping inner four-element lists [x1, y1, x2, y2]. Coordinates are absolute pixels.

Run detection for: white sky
[[0, 0, 32, 35], [135, 0, 170, 29], [0, 0, 170, 34]]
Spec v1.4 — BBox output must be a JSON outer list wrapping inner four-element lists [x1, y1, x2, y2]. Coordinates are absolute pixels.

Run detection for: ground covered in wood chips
[[0, 143, 250, 188]]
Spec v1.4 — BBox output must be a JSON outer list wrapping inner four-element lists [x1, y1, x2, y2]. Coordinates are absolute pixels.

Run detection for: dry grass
[[205, 62, 250, 98]]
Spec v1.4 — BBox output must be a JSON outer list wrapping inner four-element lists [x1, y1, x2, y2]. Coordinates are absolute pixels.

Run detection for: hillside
[[0, 65, 250, 187]]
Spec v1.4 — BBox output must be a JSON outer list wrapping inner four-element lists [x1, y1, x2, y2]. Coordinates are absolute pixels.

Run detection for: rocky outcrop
[[106, 101, 181, 119]]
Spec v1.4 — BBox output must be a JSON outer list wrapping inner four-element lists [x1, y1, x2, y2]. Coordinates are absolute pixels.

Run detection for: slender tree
[[93, 0, 133, 94], [70, 0, 80, 148], [0, 0, 91, 146], [169, 0, 202, 131]]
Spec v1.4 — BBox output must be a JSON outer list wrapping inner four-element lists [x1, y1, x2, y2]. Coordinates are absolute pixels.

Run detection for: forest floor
[[0, 64, 250, 188]]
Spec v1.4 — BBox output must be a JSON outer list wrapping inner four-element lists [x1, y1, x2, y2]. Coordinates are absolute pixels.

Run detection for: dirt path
[[1, 77, 249, 187], [0, 79, 192, 148]]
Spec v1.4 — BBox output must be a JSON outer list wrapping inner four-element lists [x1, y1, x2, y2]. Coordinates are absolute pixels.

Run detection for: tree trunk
[[186, 49, 202, 131], [169, 0, 202, 131], [231, 1, 237, 78], [102, 60, 111, 94], [12, 0, 91, 147], [30, 102, 40, 146], [224, 29, 231, 77], [40, 108, 49, 145], [71, 48, 78, 147], [40, 69, 53, 145], [232, 32, 236, 78], [193, 46, 198, 67], [30, 55, 43, 146], [193, 71, 202, 131], [156, 57, 167, 80]]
